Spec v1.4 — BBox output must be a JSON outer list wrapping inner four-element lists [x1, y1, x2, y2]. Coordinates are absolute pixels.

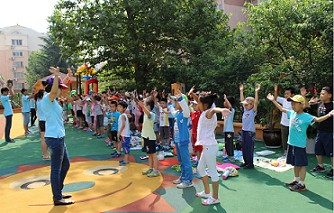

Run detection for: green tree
[[25, 35, 76, 88], [48, 0, 231, 91], [244, 0, 333, 87]]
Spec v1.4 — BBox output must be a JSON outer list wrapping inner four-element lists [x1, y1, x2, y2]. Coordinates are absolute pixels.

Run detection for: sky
[[0, 0, 59, 33]]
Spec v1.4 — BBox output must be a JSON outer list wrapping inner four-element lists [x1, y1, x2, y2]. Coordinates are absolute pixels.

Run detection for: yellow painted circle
[[0, 161, 163, 213]]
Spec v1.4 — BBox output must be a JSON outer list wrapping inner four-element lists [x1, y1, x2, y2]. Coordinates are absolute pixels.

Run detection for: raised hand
[[188, 85, 195, 96], [267, 93, 275, 101], [221, 108, 231, 119], [309, 96, 319, 104], [255, 84, 261, 92], [239, 84, 244, 91], [300, 87, 307, 96], [49, 66, 60, 74], [274, 85, 278, 92]]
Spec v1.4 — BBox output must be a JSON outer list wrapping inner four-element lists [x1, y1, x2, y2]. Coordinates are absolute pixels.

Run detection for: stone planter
[[216, 121, 265, 141], [0, 107, 21, 114]]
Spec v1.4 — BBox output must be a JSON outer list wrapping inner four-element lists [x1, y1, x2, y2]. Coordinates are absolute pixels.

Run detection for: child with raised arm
[[195, 92, 231, 205], [223, 94, 236, 160], [267, 93, 334, 191], [239, 84, 260, 169], [117, 101, 131, 165], [170, 90, 193, 188], [188, 86, 202, 166], [139, 99, 160, 177]]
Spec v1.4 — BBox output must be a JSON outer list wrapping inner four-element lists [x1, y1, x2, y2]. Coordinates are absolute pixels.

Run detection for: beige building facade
[[217, 0, 259, 28], [0, 25, 46, 91]]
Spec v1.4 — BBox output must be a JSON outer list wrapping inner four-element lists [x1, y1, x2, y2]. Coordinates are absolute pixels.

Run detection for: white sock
[[299, 180, 304, 186], [293, 177, 300, 182]]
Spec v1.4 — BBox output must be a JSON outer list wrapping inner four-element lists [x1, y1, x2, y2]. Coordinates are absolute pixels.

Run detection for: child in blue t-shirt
[[107, 101, 121, 158], [223, 94, 235, 159], [239, 84, 260, 169], [267, 94, 334, 192], [170, 90, 193, 189]]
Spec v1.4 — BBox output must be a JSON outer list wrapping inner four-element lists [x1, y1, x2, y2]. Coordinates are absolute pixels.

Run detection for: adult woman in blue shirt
[[40, 67, 74, 206]]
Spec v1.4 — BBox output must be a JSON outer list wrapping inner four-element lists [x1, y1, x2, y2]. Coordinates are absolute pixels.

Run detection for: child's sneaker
[[195, 191, 211, 199], [83, 127, 88, 131], [310, 165, 325, 173], [147, 170, 160, 177], [142, 168, 153, 175], [176, 181, 193, 189], [112, 153, 121, 158], [284, 180, 298, 186], [289, 183, 306, 192], [172, 177, 182, 184], [119, 160, 129, 166], [87, 129, 93, 132], [201, 196, 220, 206], [326, 169, 333, 179], [97, 134, 104, 139], [105, 138, 111, 143]]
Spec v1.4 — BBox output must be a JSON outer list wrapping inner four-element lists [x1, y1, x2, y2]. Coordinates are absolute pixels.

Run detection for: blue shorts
[[315, 132, 333, 157], [120, 136, 131, 155], [286, 145, 308, 167]]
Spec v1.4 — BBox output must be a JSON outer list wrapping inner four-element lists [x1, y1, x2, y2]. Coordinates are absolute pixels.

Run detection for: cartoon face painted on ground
[[0, 161, 163, 213]]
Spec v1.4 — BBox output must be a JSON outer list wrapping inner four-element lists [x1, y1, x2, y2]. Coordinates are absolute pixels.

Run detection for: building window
[[12, 51, 23, 57], [13, 61, 24, 68], [14, 72, 24, 79], [14, 83, 24, 90], [11, 39, 23, 46]]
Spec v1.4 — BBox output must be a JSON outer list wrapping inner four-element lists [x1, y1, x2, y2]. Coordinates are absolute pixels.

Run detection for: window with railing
[[13, 61, 24, 68], [14, 83, 24, 90], [12, 51, 23, 57], [11, 39, 22, 46], [14, 72, 24, 79]]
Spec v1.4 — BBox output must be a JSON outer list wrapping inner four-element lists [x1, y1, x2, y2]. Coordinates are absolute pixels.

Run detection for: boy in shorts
[[108, 101, 121, 158], [117, 101, 131, 165], [267, 94, 334, 192], [140, 99, 160, 177]]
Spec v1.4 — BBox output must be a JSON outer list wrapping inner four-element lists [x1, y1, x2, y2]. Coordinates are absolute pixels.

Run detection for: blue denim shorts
[[120, 136, 131, 154]]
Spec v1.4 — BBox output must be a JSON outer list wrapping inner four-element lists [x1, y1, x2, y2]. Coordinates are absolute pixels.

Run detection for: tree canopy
[[48, 0, 231, 91]]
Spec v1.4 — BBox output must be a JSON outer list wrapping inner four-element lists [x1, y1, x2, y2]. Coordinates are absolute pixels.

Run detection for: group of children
[[1, 79, 332, 206]]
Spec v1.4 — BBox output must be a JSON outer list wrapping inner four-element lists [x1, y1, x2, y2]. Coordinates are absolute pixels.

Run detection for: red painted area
[[70, 156, 94, 162], [109, 191, 176, 212], [0, 116, 5, 139], [16, 165, 47, 174], [158, 158, 179, 166]]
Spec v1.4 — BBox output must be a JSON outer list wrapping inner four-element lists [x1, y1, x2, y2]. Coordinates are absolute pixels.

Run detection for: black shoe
[[6, 139, 15, 143], [285, 180, 298, 186], [326, 169, 333, 179], [244, 165, 254, 169], [62, 194, 72, 199], [54, 199, 75, 206], [310, 165, 325, 173], [240, 163, 246, 167]]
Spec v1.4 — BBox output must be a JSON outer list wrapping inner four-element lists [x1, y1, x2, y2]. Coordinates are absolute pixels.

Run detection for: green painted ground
[[0, 124, 332, 213]]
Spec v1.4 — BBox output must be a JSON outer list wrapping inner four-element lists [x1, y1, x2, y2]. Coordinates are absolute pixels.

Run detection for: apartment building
[[0, 24, 46, 91], [217, 0, 259, 28]]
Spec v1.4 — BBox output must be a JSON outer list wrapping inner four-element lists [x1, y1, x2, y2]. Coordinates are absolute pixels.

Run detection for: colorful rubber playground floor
[[0, 114, 332, 213]]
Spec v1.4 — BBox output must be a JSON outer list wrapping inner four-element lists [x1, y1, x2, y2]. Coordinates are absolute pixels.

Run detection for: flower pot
[[263, 128, 282, 148]]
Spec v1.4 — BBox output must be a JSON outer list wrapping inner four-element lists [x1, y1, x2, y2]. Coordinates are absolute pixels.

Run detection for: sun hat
[[287, 95, 305, 105], [45, 76, 68, 89]]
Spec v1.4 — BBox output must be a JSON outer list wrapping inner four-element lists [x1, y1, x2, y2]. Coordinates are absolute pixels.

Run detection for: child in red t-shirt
[[188, 86, 203, 165]]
